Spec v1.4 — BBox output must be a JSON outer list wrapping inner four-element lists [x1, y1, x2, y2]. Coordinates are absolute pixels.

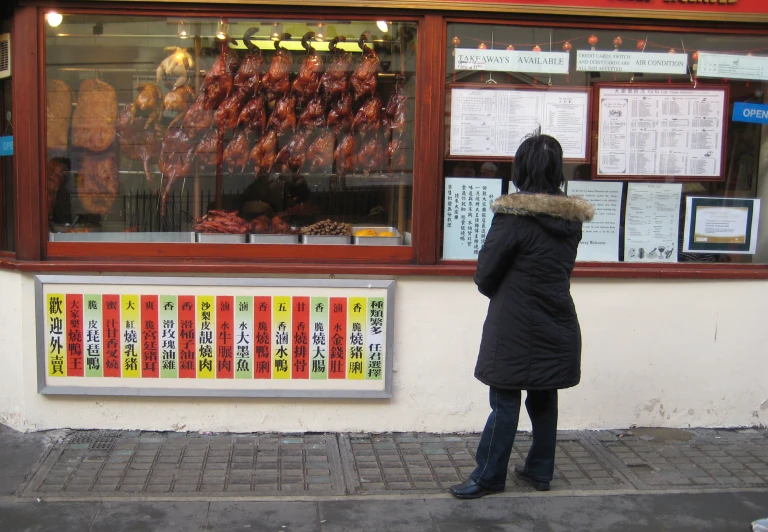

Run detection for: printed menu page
[[451, 88, 589, 160], [624, 183, 682, 263], [566, 181, 623, 262], [597, 87, 725, 178]]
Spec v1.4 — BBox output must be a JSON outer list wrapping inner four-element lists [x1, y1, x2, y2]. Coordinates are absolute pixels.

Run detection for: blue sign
[[733, 102, 768, 125], [0, 136, 11, 157]]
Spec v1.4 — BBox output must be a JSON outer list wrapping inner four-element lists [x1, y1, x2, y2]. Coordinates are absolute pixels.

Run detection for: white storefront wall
[[1, 268, 767, 433]]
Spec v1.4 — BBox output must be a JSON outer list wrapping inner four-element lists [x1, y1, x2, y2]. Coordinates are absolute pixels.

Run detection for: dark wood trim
[[412, 14, 445, 266], [12, 6, 43, 261], [2, 255, 768, 279], [46, 241, 414, 263]]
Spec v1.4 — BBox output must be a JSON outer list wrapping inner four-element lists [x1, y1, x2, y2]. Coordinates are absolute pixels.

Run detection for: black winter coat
[[474, 193, 594, 391]]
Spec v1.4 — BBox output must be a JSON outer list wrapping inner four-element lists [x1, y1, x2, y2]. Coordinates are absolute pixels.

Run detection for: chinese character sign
[[37, 278, 394, 398], [442, 177, 502, 260]]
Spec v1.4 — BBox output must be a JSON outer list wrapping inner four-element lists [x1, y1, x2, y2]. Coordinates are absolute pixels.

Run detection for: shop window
[[443, 22, 768, 265], [0, 77, 13, 252], [44, 15, 416, 246]]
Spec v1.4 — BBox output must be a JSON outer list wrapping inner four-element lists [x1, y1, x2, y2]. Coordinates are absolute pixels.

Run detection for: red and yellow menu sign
[[45, 292, 387, 384]]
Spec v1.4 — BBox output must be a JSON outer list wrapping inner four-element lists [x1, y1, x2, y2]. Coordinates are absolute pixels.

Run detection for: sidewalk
[[1, 424, 767, 531]]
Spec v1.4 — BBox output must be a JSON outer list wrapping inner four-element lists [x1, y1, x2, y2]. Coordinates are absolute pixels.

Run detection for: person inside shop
[[479, 162, 498, 178], [449, 134, 594, 499]]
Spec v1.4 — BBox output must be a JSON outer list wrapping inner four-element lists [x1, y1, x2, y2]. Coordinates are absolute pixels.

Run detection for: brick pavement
[[17, 428, 768, 498]]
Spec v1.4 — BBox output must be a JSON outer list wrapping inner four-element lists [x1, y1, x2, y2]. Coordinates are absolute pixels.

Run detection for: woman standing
[[450, 134, 594, 499]]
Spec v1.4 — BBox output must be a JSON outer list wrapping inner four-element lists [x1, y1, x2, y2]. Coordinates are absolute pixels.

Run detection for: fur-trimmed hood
[[491, 193, 594, 223]]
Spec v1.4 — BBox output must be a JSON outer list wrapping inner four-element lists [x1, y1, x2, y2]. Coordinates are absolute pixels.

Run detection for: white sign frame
[[449, 85, 591, 161], [576, 50, 688, 75], [455, 48, 570, 74]]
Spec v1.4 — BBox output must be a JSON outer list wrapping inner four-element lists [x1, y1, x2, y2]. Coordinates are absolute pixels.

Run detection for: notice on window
[[596, 86, 725, 178], [451, 88, 589, 160], [37, 276, 395, 398], [624, 183, 682, 262], [455, 48, 570, 75], [576, 51, 688, 75], [683, 197, 761, 254], [697, 52, 768, 82], [566, 181, 623, 262], [443, 178, 502, 260]]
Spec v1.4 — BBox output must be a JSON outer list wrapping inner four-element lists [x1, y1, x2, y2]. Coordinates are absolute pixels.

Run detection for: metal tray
[[49, 231, 196, 243], [248, 234, 300, 244], [352, 226, 403, 246], [196, 233, 247, 243], [300, 235, 352, 245]]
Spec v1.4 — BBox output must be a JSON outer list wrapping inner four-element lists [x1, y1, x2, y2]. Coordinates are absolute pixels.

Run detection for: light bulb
[[178, 21, 188, 39], [376, 21, 388, 33], [216, 20, 227, 41], [271, 23, 281, 41], [46, 11, 63, 28]]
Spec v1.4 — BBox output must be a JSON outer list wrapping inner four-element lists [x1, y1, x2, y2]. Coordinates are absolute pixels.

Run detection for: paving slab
[[89, 502, 208, 532], [207, 501, 321, 532], [425, 496, 546, 532], [0, 425, 56, 496], [0, 501, 100, 532], [319, 499, 438, 532], [633, 492, 767, 531], [526, 495, 665, 532]]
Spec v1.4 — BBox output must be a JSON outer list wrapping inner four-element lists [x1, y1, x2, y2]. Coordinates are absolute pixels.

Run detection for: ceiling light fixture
[[216, 19, 228, 41], [376, 20, 388, 33], [270, 23, 282, 41], [46, 11, 63, 28], [178, 21, 188, 39]]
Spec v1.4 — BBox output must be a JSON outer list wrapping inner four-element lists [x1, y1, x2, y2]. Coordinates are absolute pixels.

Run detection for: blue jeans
[[470, 387, 558, 490]]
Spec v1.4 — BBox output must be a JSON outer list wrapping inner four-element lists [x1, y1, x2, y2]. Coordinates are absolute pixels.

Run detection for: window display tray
[[248, 234, 300, 244], [351, 226, 403, 246], [300, 235, 352, 245], [49, 232, 196, 243], [196, 233, 247, 243]]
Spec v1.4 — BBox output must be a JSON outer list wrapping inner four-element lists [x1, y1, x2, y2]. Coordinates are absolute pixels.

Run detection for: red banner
[[254, 297, 271, 379], [450, 0, 768, 16], [216, 296, 234, 378], [102, 295, 120, 377], [141, 295, 159, 378], [66, 294, 84, 377], [292, 297, 310, 379], [329, 297, 347, 379], [178, 296, 196, 379]]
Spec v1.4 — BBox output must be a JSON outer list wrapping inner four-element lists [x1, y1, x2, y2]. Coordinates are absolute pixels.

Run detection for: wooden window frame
[[3, 3, 767, 279]]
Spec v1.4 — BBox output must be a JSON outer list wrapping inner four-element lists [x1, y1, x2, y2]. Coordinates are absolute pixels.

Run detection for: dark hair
[[512, 134, 564, 194]]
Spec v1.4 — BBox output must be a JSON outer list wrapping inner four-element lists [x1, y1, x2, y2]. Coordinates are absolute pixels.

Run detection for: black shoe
[[449, 479, 504, 499], [514, 465, 550, 491]]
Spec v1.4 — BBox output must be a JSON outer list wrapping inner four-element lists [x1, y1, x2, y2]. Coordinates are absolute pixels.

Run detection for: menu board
[[596, 85, 727, 180], [443, 178, 502, 260], [36, 276, 395, 398], [566, 181, 623, 262], [624, 183, 682, 263], [450, 87, 590, 160]]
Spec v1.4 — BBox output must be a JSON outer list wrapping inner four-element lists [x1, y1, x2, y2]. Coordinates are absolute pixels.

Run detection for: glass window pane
[[443, 22, 768, 265], [45, 15, 416, 246], [1, 77, 13, 252]]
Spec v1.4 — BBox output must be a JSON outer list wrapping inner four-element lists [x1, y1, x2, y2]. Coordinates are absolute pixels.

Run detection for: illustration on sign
[[37, 277, 394, 398]]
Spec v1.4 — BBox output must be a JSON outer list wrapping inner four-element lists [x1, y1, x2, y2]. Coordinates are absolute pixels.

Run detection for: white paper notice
[[455, 49, 570, 75], [451, 88, 589, 160], [443, 178, 502, 260], [683, 197, 761, 254], [597, 87, 725, 178], [624, 183, 682, 263], [576, 51, 688, 75], [697, 52, 768, 82], [567, 181, 623, 262]]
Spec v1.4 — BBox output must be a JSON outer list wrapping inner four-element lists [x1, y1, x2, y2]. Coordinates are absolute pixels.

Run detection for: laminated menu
[[597, 86, 726, 179], [450, 87, 589, 160], [624, 183, 682, 263]]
